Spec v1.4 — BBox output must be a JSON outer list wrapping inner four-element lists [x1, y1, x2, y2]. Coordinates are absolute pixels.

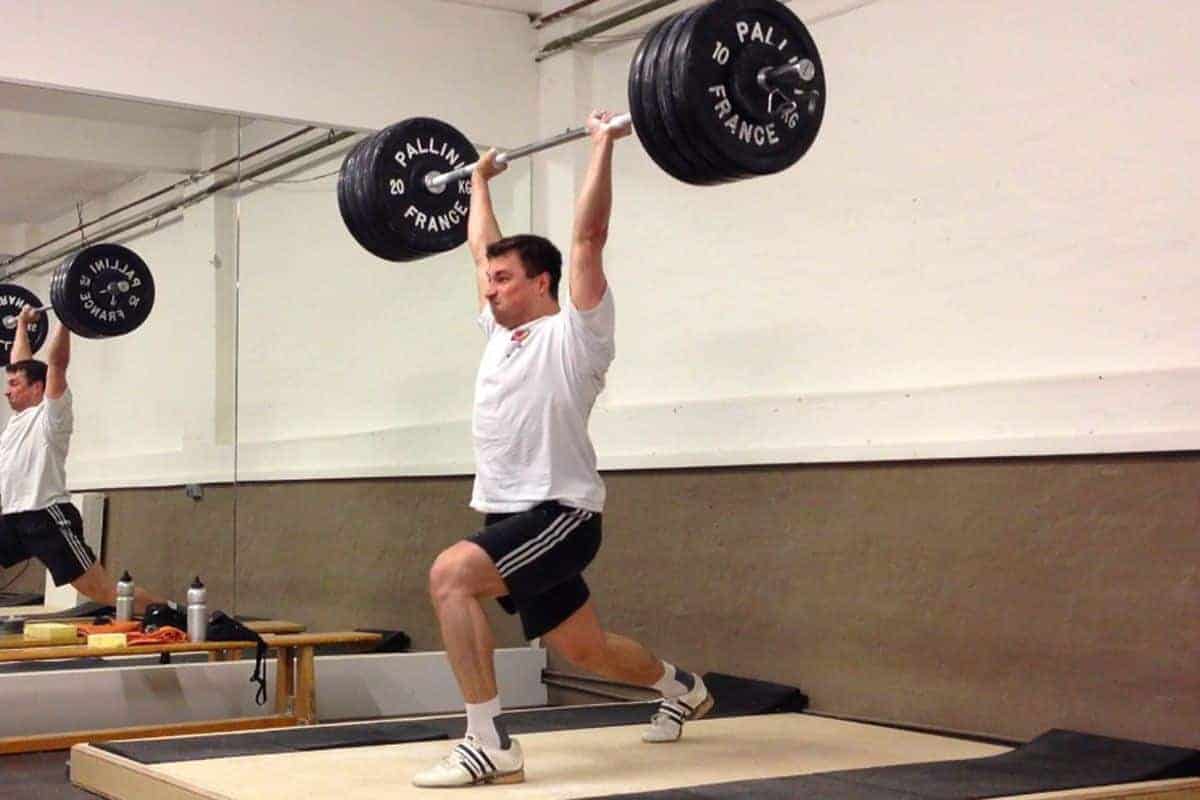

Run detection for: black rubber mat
[[575, 729, 1200, 799], [101, 721, 449, 762], [95, 672, 806, 764]]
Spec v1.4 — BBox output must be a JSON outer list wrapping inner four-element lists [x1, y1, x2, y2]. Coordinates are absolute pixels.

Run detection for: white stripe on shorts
[[47, 504, 93, 571], [495, 508, 592, 578]]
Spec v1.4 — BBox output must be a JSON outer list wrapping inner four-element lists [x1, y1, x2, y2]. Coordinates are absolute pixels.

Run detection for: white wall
[[0, 0, 538, 148], [0, 224, 28, 257], [529, 0, 1200, 467]]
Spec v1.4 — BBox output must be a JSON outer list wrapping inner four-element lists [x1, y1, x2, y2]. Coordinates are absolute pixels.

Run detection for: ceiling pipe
[[534, 0, 682, 61], [532, 0, 605, 29]]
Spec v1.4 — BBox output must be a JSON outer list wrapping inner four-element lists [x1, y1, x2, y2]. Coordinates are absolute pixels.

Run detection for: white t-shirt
[[0, 388, 73, 513], [471, 288, 615, 513]]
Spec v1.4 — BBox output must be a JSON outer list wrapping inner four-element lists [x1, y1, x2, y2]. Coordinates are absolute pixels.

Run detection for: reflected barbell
[[336, 0, 825, 262], [0, 243, 155, 365]]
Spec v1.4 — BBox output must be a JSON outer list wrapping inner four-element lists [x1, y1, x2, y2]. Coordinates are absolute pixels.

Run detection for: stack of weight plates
[[0, 284, 48, 365], [51, 244, 155, 339], [337, 118, 479, 262], [627, 0, 826, 185]]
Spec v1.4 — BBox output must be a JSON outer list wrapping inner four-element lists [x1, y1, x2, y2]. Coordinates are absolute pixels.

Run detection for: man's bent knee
[[429, 542, 504, 603], [551, 635, 607, 673]]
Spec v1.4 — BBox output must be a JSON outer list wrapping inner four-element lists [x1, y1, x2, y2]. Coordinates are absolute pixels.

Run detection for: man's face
[[5, 370, 42, 412], [485, 252, 547, 329]]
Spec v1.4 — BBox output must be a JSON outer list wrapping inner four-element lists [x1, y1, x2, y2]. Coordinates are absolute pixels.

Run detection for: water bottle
[[115, 571, 135, 622], [186, 576, 208, 643]]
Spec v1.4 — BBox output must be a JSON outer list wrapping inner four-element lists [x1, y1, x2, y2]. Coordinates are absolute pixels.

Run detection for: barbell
[[336, 0, 825, 262], [0, 243, 156, 365]]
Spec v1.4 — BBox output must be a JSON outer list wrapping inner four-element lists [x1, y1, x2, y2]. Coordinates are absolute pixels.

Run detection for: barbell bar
[[2, 280, 132, 329], [424, 114, 633, 192]]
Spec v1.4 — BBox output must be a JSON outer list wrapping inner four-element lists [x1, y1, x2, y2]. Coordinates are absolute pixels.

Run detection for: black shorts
[[0, 503, 95, 586], [470, 501, 602, 640]]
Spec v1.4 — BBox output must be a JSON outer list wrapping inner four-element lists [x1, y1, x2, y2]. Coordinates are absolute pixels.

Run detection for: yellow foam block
[[24, 622, 79, 644], [87, 633, 128, 649]]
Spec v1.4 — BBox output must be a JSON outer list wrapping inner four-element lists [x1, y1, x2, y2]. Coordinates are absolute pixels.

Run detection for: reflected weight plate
[[362, 117, 478, 258], [50, 254, 85, 339], [678, 0, 826, 175], [53, 243, 155, 338], [0, 284, 48, 365]]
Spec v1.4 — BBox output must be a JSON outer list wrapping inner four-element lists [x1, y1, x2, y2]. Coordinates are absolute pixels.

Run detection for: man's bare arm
[[468, 149, 507, 311], [570, 111, 630, 311], [9, 306, 37, 363], [43, 317, 69, 400]]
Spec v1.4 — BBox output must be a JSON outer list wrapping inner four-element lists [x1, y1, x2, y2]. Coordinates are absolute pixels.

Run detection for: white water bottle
[[115, 571, 135, 622], [186, 576, 208, 642]]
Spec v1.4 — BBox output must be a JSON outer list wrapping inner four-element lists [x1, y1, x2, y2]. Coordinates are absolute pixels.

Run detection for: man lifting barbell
[[0, 306, 169, 614], [413, 111, 712, 789]]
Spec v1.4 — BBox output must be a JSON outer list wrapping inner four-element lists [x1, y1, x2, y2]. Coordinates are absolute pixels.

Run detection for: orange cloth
[[127, 626, 187, 645], [76, 621, 141, 636]]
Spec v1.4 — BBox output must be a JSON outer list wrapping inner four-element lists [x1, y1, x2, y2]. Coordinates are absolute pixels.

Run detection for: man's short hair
[[486, 234, 562, 300], [6, 359, 47, 387]]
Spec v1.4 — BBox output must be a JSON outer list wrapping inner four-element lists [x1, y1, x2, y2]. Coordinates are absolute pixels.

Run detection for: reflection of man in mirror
[[414, 111, 712, 789], [1, 306, 168, 613]]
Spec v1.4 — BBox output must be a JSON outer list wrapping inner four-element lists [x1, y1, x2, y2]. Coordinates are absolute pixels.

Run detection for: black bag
[[207, 611, 268, 706], [142, 602, 187, 632]]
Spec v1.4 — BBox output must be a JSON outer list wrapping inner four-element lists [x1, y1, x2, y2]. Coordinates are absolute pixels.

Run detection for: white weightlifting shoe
[[412, 734, 525, 787], [642, 675, 714, 743]]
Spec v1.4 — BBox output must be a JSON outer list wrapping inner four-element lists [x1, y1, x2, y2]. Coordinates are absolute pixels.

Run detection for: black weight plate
[[336, 136, 383, 255], [362, 117, 477, 258], [678, 0, 826, 175], [51, 252, 100, 339], [51, 254, 86, 338], [655, 5, 748, 184], [665, 5, 756, 183], [628, 14, 702, 184], [54, 243, 155, 338], [357, 129, 424, 262], [650, 7, 729, 184], [0, 284, 48, 365]]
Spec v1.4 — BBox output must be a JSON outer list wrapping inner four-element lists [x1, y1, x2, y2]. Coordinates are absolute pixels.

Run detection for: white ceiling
[[0, 155, 141, 226], [0, 82, 236, 231], [0, 82, 237, 133]]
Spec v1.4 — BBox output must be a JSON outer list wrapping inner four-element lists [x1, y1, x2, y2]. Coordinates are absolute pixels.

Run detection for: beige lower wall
[[4, 453, 1195, 748]]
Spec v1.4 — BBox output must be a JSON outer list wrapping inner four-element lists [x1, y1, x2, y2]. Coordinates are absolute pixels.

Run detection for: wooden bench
[[0, 618, 306, 650], [0, 630, 380, 754]]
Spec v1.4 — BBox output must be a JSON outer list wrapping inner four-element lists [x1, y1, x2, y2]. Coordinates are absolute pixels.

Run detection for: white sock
[[465, 696, 503, 749], [651, 661, 695, 698]]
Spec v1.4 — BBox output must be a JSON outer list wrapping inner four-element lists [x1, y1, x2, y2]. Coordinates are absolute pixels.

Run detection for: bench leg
[[274, 646, 295, 715], [295, 645, 317, 724]]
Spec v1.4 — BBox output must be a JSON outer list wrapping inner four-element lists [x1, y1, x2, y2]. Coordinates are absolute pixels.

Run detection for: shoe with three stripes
[[412, 734, 525, 787], [642, 676, 715, 743]]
